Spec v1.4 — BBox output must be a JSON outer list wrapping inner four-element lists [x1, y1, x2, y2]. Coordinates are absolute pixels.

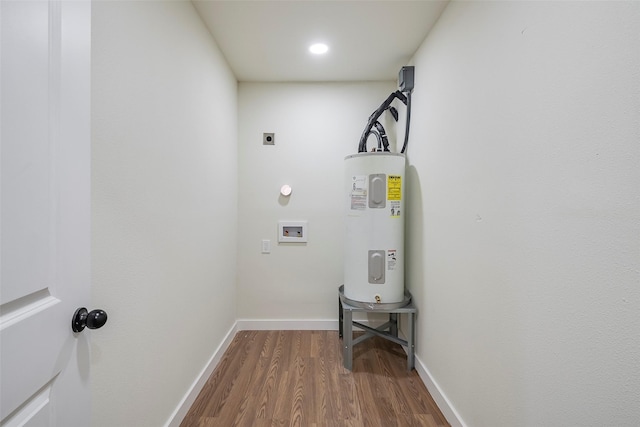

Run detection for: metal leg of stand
[[390, 313, 398, 337], [338, 297, 343, 338], [343, 307, 353, 370], [407, 311, 415, 371]]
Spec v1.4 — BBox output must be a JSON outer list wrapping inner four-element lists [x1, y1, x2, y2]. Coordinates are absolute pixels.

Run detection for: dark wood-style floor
[[180, 330, 449, 427]]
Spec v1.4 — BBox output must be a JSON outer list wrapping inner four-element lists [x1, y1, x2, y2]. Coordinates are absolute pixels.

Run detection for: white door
[[1, 0, 92, 425]]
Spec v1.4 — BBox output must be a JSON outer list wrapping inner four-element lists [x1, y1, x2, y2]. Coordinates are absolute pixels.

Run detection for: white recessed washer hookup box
[[278, 221, 308, 243]]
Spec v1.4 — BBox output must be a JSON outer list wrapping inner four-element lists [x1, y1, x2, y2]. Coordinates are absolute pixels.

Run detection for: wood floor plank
[[310, 334, 333, 423], [288, 354, 306, 427], [255, 331, 285, 420], [271, 362, 293, 421], [212, 331, 267, 424], [181, 330, 450, 427], [354, 357, 389, 427]]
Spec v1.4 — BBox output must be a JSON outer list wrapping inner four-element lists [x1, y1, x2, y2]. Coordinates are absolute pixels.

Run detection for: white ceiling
[[192, 0, 449, 82]]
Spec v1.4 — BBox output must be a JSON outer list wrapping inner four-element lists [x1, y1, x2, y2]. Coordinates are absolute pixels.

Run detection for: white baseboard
[[413, 354, 467, 427], [236, 319, 339, 330], [235, 316, 393, 331], [394, 328, 465, 427], [164, 322, 238, 427]]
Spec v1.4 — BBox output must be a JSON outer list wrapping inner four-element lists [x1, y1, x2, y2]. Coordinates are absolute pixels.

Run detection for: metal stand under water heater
[[343, 66, 414, 308]]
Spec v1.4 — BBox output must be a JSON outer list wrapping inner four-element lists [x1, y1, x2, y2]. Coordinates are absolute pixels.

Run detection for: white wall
[[237, 82, 396, 322], [405, 2, 640, 426], [91, 2, 237, 426]]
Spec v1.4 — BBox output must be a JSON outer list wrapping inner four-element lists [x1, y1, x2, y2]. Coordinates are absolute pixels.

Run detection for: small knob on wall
[[72, 307, 108, 333], [280, 184, 292, 196]]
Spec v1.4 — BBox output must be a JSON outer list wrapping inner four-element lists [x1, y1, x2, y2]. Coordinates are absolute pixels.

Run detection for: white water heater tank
[[344, 152, 405, 304]]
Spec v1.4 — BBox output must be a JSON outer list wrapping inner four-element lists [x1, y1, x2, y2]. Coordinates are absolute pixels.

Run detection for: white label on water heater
[[350, 175, 367, 211], [390, 201, 401, 217], [388, 250, 397, 271], [388, 175, 402, 217]]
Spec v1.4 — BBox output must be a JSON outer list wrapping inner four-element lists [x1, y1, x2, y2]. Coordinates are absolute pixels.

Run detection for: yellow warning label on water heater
[[387, 175, 402, 201]]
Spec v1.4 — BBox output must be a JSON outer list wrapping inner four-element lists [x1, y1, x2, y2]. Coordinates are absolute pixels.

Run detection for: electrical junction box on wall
[[398, 66, 414, 92], [278, 221, 307, 243]]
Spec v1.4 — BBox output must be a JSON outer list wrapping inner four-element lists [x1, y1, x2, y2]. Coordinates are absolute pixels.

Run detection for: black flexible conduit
[[358, 90, 407, 153], [400, 91, 412, 154]]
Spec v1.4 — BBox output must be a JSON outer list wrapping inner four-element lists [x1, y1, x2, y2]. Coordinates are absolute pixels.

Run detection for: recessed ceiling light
[[309, 43, 329, 55]]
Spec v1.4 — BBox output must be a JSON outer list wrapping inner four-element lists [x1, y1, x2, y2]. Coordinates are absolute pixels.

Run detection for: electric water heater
[[344, 152, 405, 304]]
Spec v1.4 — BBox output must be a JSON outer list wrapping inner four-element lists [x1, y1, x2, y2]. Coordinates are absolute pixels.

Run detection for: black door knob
[[72, 307, 108, 333]]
